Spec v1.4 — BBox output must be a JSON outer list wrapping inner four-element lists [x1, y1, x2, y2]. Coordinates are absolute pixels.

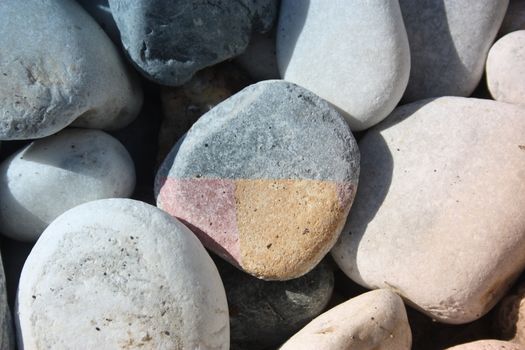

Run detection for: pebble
[[0, 0, 142, 140], [216, 258, 333, 350], [0, 256, 14, 350], [235, 31, 280, 81], [492, 281, 525, 345], [445, 340, 525, 350], [156, 80, 359, 280], [399, 0, 508, 102], [280, 289, 412, 350], [486, 30, 525, 106], [109, 0, 278, 86], [0, 128, 135, 242], [277, 0, 410, 131], [332, 97, 525, 324], [499, 1, 525, 37], [16, 199, 229, 349]]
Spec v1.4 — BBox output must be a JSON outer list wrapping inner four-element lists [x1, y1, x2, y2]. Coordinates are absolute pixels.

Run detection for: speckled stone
[[399, 0, 508, 102], [0, 128, 135, 242], [0, 0, 142, 140], [493, 281, 525, 345], [277, 0, 410, 131], [332, 97, 525, 324], [156, 80, 360, 280], [0, 253, 14, 350], [445, 340, 525, 350], [109, 0, 278, 86], [280, 289, 412, 350], [486, 31, 525, 106], [16, 199, 229, 349], [216, 258, 333, 350], [499, 1, 525, 37]]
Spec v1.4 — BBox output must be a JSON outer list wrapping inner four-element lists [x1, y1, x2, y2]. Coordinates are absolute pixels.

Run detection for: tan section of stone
[[235, 179, 351, 280]]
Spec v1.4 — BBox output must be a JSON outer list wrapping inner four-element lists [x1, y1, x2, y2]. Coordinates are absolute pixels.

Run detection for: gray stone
[[16, 199, 229, 349], [399, 0, 508, 102], [109, 0, 278, 86], [0, 254, 14, 350], [499, 0, 525, 37], [76, 0, 121, 44], [216, 258, 333, 350], [0, 0, 142, 140], [235, 30, 280, 81], [277, 0, 410, 131], [0, 128, 135, 242], [156, 80, 359, 280]]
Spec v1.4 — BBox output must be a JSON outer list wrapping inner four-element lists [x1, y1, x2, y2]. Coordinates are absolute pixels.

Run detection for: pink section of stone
[[157, 177, 241, 264], [336, 182, 357, 209]]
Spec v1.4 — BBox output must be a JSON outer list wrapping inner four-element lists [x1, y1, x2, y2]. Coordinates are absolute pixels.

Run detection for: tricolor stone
[[155, 80, 359, 280]]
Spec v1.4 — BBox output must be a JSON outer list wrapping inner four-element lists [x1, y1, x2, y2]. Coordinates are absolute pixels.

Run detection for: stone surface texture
[[333, 97, 525, 324], [445, 340, 525, 350], [16, 199, 229, 349]]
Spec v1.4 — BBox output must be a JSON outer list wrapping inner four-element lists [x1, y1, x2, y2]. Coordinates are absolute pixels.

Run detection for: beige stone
[[332, 97, 525, 324], [445, 340, 525, 350], [487, 30, 525, 106], [280, 289, 411, 350]]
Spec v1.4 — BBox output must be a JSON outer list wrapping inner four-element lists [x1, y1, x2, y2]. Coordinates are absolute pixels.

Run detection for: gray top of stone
[[159, 80, 359, 183]]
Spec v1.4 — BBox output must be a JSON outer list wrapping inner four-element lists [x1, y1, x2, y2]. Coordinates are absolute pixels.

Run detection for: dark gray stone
[[215, 258, 334, 350], [109, 0, 278, 86]]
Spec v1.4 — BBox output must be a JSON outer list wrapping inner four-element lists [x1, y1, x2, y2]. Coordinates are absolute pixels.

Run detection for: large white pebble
[[0, 128, 135, 242], [280, 289, 411, 350], [16, 199, 229, 349]]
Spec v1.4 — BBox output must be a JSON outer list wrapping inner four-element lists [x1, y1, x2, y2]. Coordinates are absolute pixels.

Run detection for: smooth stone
[[156, 80, 359, 280], [0, 253, 14, 350], [499, 1, 525, 37], [109, 0, 278, 86], [280, 289, 411, 350], [492, 281, 525, 345], [16, 199, 229, 349], [0, 128, 135, 242], [216, 258, 333, 350], [445, 340, 525, 350], [235, 31, 280, 81], [277, 0, 410, 131], [0, 0, 142, 140], [332, 97, 525, 324], [399, 0, 508, 102], [486, 30, 525, 106], [76, 0, 120, 44]]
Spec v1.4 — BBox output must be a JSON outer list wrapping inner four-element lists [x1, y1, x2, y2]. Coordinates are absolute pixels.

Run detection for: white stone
[[16, 199, 229, 349], [487, 30, 525, 106], [276, 0, 410, 131], [280, 289, 411, 350], [0, 0, 142, 140], [333, 97, 525, 324], [0, 128, 135, 242]]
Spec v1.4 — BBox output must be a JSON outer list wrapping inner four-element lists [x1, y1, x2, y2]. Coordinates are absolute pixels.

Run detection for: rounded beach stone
[[155, 80, 360, 280], [109, 0, 278, 86], [216, 258, 333, 350], [332, 97, 525, 324], [277, 0, 410, 131], [445, 340, 525, 350], [499, 1, 525, 37], [0, 128, 135, 242], [399, 0, 508, 102], [280, 289, 412, 350], [486, 30, 525, 106], [493, 281, 525, 345], [0, 0, 142, 140], [16, 199, 229, 349]]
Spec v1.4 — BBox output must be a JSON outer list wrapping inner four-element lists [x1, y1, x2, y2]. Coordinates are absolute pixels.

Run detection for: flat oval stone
[[280, 289, 412, 350], [109, 0, 278, 86], [156, 80, 359, 280], [0, 128, 135, 242], [277, 0, 410, 131], [0, 0, 142, 140], [445, 340, 525, 350], [486, 30, 525, 106], [333, 97, 525, 324], [216, 258, 333, 350], [399, 0, 508, 102], [16, 199, 229, 349]]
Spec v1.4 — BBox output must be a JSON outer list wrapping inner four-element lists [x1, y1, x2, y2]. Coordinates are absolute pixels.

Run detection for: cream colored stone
[[280, 289, 411, 350], [333, 97, 525, 324], [445, 340, 525, 350], [487, 30, 525, 106]]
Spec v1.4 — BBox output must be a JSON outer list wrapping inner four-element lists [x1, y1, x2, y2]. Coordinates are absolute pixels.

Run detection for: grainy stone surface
[[109, 0, 278, 86], [486, 30, 525, 106], [333, 97, 525, 324], [0, 0, 142, 140], [399, 0, 508, 102], [0, 128, 135, 242], [277, 0, 410, 131], [493, 281, 525, 345], [280, 289, 412, 350], [16, 199, 229, 349], [216, 258, 333, 350], [156, 80, 359, 280], [445, 340, 525, 350]]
